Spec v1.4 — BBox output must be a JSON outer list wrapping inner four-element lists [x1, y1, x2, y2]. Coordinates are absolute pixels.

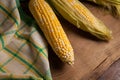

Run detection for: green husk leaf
[[86, 0, 120, 18]]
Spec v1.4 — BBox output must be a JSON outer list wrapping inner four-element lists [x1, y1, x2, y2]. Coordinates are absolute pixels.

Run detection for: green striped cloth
[[0, 0, 52, 80]]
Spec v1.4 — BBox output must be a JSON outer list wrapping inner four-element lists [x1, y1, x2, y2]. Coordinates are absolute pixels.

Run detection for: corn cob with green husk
[[48, 0, 112, 40], [29, 0, 74, 65], [84, 0, 120, 18]]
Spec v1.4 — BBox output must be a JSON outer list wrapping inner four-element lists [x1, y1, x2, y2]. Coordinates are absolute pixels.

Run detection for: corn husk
[[85, 0, 120, 18], [48, 0, 112, 40]]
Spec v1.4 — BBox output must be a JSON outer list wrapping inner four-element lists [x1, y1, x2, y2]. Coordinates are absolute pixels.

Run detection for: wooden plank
[[98, 59, 120, 80]]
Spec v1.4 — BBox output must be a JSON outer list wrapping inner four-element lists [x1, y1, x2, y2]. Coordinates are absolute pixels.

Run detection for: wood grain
[[48, 3, 120, 80], [98, 59, 120, 80]]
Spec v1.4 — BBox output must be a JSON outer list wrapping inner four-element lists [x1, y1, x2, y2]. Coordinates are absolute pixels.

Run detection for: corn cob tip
[[67, 61, 74, 65], [105, 31, 113, 40], [96, 30, 112, 41], [60, 50, 74, 65]]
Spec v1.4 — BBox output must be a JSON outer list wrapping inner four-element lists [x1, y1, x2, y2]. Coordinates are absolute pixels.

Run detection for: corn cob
[[49, 0, 112, 40], [29, 0, 74, 65], [84, 0, 120, 18]]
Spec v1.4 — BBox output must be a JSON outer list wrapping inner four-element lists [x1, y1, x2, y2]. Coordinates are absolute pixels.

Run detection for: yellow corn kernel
[[29, 0, 74, 65], [49, 0, 112, 40]]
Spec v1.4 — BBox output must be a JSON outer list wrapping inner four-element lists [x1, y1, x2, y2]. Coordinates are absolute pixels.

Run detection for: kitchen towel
[[0, 0, 52, 80]]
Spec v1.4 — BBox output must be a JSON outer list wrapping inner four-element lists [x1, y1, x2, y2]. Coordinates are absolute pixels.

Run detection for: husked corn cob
[[49, 0, 112, 40], [29, 0, 74, 65], [85, 0, 120, 18]]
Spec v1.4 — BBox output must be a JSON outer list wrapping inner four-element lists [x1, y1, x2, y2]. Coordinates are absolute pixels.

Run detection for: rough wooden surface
[[98, 59, 120, 80], [48, 3, 120, 80]]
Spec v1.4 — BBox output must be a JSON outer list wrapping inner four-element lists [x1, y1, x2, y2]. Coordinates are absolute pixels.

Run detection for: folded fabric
[[0, 0, 52, 80]]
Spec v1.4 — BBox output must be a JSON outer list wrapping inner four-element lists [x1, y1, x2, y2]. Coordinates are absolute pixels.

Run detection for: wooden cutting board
[[48, 3, 120, 80]]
